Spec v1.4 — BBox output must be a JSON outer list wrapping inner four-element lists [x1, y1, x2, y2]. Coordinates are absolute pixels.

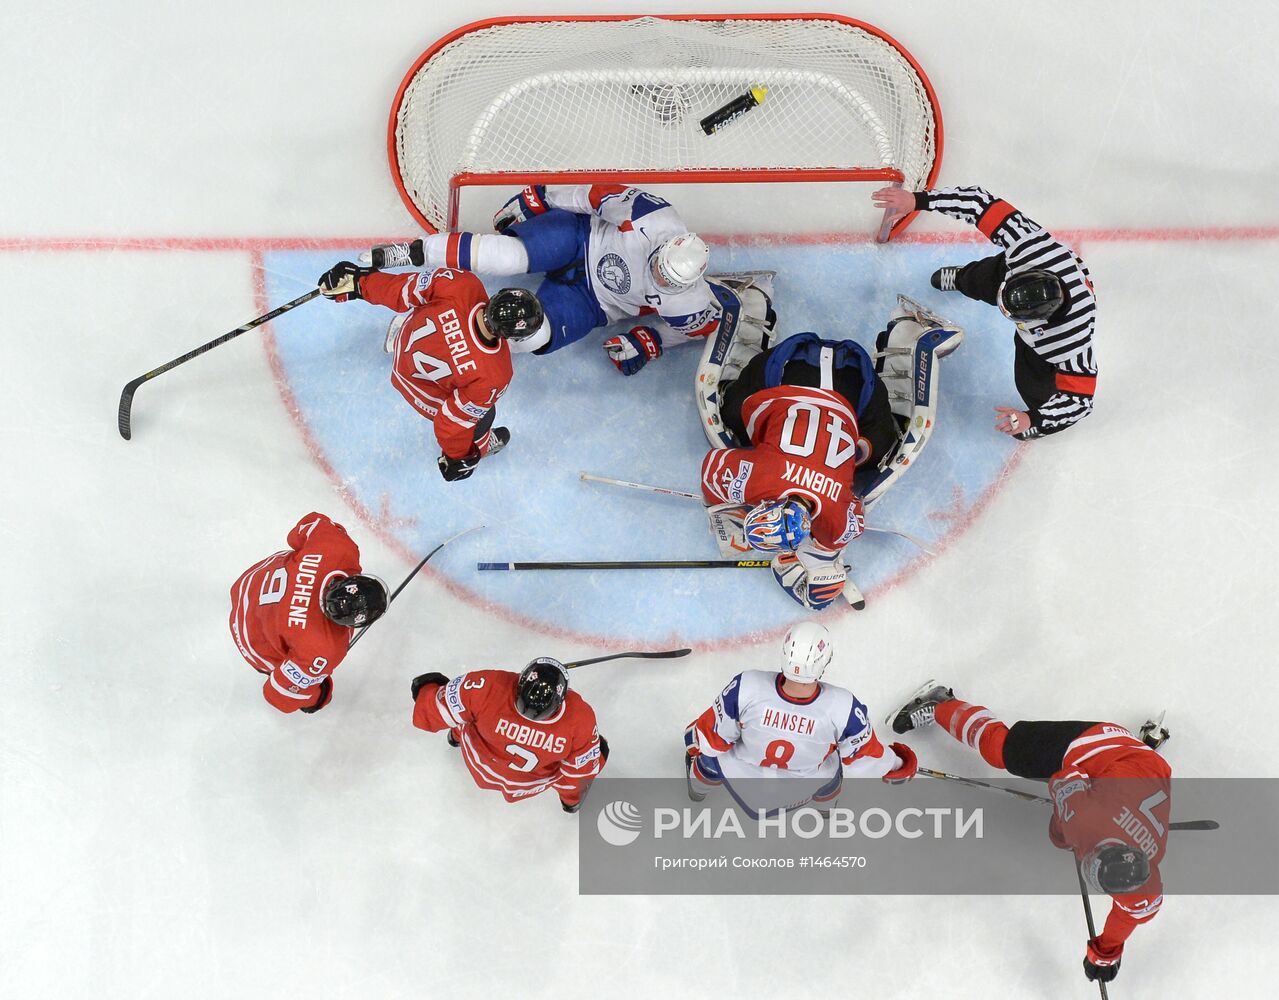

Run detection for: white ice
[[2, 2, 1277, 998]]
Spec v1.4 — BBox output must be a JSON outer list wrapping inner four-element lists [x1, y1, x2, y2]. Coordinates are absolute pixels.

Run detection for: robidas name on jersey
[[494, 717, 568, 755]]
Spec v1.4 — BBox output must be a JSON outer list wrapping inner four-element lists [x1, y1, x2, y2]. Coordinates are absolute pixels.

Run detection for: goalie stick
[[563, 648, 692, 669], [916, 767, 1219, 832], [348, 525, 484, 650], [117, 287, 321, 440], [478, 558, 864, 611], [578, 471, 936, 554]]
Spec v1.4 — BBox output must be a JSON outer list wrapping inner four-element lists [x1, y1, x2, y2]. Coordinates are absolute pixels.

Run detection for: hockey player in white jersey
[[683, 623, 917, 817], [366, 184, 719, 375]]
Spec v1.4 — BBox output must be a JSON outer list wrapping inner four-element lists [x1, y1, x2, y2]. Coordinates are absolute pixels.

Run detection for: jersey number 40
[[778, 402, 859, 470]]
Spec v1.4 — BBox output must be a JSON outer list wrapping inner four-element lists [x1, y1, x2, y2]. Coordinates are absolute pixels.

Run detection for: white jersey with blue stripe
[[694, 669, 876, 784], [544, 184, 719, 338]]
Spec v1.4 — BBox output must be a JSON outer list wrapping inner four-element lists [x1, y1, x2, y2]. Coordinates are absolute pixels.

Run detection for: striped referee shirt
[[915, 186, 1097, 436]]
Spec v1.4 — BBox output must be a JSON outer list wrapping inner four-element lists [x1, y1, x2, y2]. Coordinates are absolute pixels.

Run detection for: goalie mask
[[743, 499, 811, 552], [997, 269, 1066, 323], [1081, 843, 1152, 895], [321, 574, 388, 629], [515, 657, 569, 722], [649, 233, 709, 291], [780, 622, 833, 683], [484, 287, 546, 342]]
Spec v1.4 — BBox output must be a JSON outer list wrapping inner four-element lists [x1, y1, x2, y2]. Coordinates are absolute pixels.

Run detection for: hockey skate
[[888, 679, 955, 735], [931, 266, 959, 292], [1140, 710, 1170, 750], [484, 427, 511, 458]]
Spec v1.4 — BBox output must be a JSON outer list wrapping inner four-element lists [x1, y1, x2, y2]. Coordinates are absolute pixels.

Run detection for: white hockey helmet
[[649, 233, 709, 291], [780, 622, 834, 683]]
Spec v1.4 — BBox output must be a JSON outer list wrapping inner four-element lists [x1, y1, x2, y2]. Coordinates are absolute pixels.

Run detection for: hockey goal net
[[389, 14, 942, 241]]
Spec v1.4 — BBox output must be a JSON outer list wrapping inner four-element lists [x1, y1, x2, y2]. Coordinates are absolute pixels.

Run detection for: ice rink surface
[[3, 2, 1277, 997]]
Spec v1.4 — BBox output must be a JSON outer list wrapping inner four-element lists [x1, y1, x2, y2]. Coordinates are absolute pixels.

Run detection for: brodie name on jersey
[[494, 717, 568, 755]]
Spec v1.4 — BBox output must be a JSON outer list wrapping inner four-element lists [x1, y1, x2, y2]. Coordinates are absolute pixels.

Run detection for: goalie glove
[[318, 261, 376, 302], [603, 326, 663, 376], [771, 551, 847, 610], [494, 185, 549, 233]]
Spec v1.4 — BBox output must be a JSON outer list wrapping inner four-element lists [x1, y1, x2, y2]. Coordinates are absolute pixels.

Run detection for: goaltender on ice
[[694, 273, 964, 611], [366, 183, 718, 376]]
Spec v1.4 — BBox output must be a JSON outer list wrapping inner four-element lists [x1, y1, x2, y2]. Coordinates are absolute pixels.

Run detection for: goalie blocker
[[695, 279, 963, 609]]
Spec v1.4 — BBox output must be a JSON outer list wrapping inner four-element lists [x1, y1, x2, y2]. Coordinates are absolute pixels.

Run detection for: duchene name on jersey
[[286, 552, 324, 629]]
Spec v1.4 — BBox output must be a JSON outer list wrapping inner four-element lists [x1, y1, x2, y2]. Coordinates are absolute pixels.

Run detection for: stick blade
[[1170, 820, 1220, 831], [117, 378, 143, 440]]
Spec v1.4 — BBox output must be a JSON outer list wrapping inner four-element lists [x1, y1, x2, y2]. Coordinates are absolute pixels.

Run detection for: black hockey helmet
[[998, 269, 1067, 322], [484, 287, 545, 341], [321, 574, 388, 629], [1083, 843, 1152, 895], [515, 657, 569, 721]]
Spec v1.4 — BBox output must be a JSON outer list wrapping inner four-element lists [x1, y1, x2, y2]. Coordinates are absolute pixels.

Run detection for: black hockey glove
[[299, 676, 333, 714], [1084, 939, 1122, 983], [318, 261, 375, 302], [438, 447, 482, 483], [411, 671, 451, 701]]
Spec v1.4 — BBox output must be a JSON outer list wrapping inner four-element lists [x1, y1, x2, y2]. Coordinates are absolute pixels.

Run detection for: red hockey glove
[[882, 742, 918, 784], [1083, 938, 1123, 983]]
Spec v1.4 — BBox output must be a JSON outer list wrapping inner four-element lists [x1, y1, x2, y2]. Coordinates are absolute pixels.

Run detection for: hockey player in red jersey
[[889, 682, 1171, 987], [317, 260, 545, 481], [410, 658, 606, 812], [228, 512, 387, 714], [700, 331, 897, 610]]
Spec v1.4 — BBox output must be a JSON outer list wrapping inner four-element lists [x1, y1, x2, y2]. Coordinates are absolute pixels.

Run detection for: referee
[[874, 185, 1097, 440]]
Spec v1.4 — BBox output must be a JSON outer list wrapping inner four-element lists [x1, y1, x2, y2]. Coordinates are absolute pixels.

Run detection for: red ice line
[[73, 224, 1277, 651]]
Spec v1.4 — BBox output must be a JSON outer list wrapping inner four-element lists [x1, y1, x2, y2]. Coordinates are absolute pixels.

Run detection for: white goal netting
[[390, 16, 941, 236]]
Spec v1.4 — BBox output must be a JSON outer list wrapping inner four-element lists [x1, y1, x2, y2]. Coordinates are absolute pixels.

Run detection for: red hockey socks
[[934, 699, 1009, 771]]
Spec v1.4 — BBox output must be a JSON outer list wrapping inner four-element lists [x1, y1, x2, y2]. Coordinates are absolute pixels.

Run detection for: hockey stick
[[1076, 861, 1111, 1000], [479, 559, 772, 570], [563, 648, 692, 669], [117, 287, 322, 440], [917, 767, 1218, 831], [348, 525, 484, 650], [480, 558, 865, 610], [579, 471, 936, 554]]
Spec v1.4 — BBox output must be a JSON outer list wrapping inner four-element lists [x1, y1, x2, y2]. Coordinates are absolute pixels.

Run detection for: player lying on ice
[[695, 276, 964, 610], [364, 184, 720, 375], [316, 260, 545, 481], [229, 512, 387, 714], [684, 623, 917, 819], [410, 658, 606, 813], [889, 681, 1171, 987]]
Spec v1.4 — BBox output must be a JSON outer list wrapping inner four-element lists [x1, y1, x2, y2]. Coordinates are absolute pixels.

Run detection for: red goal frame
[[387, 13, 944, 241]]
